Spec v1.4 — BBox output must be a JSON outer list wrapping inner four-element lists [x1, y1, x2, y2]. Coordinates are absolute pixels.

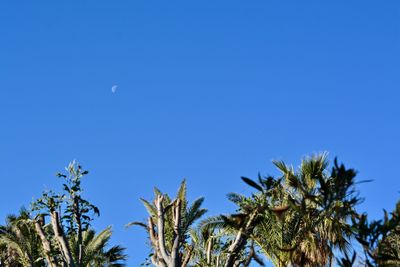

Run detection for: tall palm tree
[[129, 179, 207, 267], [202, 154, 360, 267], [249, 154, 359, 266]]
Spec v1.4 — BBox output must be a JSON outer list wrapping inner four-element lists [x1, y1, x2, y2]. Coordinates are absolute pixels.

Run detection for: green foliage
[[68, 227, 127, 266], [0, 209, 45, 267], [31, 161, 100, 235], [58, 161, 100, 235], [351, 200, 400, 266]]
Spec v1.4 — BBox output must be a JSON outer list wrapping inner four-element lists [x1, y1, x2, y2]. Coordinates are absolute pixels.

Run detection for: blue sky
[[1, 1, 399, 265]]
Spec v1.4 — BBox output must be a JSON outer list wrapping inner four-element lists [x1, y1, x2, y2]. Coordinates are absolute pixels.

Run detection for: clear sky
[[1, 1, 399, 265]]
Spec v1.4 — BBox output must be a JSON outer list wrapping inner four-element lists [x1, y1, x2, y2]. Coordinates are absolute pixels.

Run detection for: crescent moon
[[111, 85, 118, 93]]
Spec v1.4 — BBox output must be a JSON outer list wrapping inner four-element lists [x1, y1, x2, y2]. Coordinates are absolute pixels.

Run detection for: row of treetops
[[1, 153, 399, 266]]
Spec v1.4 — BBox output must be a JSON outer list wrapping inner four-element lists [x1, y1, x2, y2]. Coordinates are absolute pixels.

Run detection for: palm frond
[[125, 221, 147, 229], [140, 198, 157, 217]]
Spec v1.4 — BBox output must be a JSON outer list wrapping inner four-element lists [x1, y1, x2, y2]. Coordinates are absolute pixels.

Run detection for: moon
[[111, 85, 118, 93]]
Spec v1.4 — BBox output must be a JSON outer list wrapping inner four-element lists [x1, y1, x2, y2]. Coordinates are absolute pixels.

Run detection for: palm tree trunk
[[224, 211, 258, 267], [206, 238, 213, 265], [155, 196, 173, 266], [181, 245, 193, 267], [171, 199, 182, 267], [34, 219, 59, 267], [50, 211, 75, 267]]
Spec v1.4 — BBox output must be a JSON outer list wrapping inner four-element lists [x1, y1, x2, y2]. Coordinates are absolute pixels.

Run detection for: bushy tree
[[1, 161, 126, 267], [31, 161, 127, 267], [348, 200, 400, 266]]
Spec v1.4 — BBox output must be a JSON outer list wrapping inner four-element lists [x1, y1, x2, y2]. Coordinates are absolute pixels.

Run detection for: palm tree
[[189, 222, 264, 267], [248, 154, 359, 266], [0, 208, 44, 267], [0, 210, 126, 267], [202, 153, 360, 267], [198, 181, 275, 267], [189, 224, 231, 266], [68, 226, 127, 266], [129, 179, 207, 267]]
